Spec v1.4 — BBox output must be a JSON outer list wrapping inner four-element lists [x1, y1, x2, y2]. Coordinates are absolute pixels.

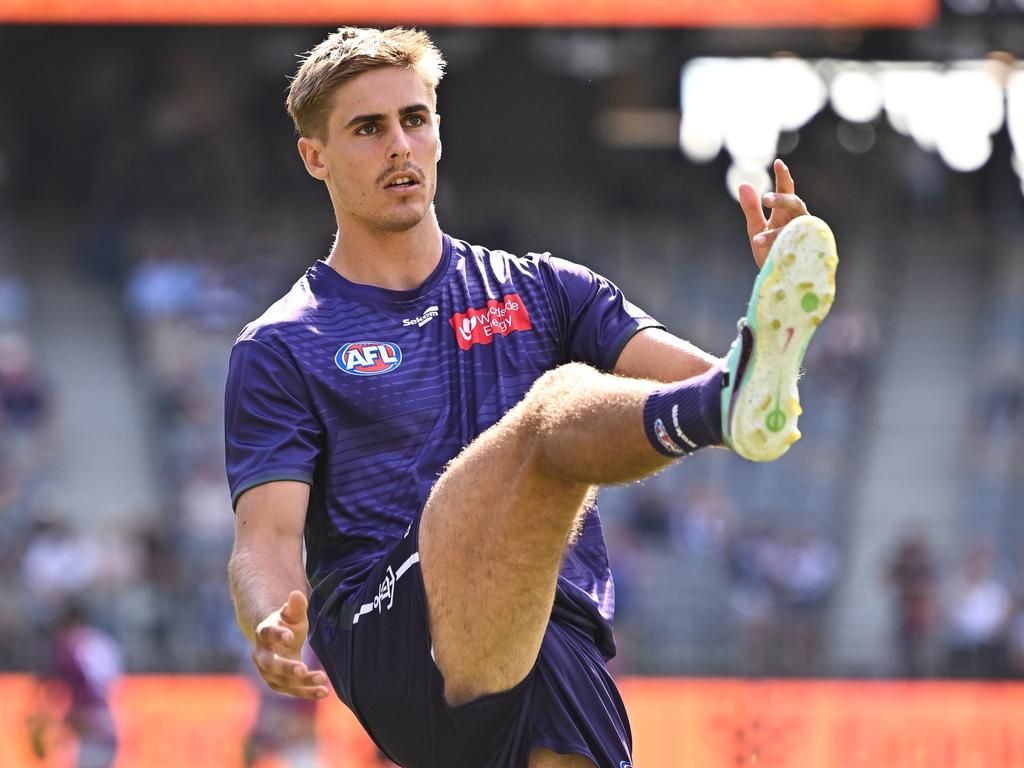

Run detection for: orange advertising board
[[2, 675, 1023, 766], [109, 675, 260, 767], [0, 0, 938, 27], [620, 678, 1024, 767], [0, 676, 74, 768]]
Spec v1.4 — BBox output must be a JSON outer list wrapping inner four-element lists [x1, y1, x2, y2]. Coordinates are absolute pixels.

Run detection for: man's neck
[[325, 211, 444, 292]]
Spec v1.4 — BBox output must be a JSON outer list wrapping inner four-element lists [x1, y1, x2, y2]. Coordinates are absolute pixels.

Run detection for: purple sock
[[643, 367, 723, 457]]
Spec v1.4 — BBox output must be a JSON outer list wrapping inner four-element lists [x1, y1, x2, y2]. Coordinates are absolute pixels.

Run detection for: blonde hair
[[286, 27, 447, 141]]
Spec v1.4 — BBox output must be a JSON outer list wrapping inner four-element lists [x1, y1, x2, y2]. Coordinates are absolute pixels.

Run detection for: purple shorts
[[309, 518, 633, 768]]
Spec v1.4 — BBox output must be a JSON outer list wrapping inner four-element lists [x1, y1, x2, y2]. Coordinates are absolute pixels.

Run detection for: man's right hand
[[252, 590, 330, 699]]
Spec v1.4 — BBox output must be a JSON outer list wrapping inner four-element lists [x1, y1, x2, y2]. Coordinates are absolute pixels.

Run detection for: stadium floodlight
[[879, 63, 937, 136], [773, 58, 828, 131], [904, 68, 945, 152], [830, 64, 884, 124], [938, 134, 993, 172], [683, 57, 1024, 194], [679, 59, 728, 163], [680, 57, 826, 167], [932, 66, 1002, 172], [948, 64, 1005, 136]]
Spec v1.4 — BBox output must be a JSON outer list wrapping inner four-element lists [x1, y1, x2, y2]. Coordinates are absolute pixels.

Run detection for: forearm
[[615, 327, 720, 383], [228, 546, 308, 643]]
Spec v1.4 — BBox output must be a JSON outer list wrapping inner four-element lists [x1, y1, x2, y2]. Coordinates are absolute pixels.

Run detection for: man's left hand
[[738, 158, 810, 268]]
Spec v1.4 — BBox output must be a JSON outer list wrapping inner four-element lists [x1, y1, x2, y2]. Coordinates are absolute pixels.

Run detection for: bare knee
[[522, 363, 603, 427], [519, 363, 604, 461]]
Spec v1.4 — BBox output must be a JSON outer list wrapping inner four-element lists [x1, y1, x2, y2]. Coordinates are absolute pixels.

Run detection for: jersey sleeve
[[224, 337, 322, 508], [540, 255, 664, 371]]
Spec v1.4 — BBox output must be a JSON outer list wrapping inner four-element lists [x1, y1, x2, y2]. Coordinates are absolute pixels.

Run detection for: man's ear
[[297, 136, 329, 181], [436, 113, 442, 161]]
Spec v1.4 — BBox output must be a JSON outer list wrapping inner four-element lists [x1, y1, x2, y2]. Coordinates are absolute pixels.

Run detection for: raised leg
[[419, 362, 678, 706]]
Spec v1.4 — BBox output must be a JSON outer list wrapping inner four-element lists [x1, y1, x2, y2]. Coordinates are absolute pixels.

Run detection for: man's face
[[305, 66, 441, 234]]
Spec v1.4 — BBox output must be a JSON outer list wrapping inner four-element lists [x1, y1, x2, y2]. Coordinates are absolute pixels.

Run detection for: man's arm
[[614, 327, 719, 383], [229, 480, 328, 699]]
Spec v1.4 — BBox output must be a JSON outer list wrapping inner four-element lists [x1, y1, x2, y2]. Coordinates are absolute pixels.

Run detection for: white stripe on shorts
[[351, 552, 420, 625]]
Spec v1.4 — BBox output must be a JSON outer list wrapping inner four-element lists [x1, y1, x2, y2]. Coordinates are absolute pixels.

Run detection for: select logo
[[336, 342, 402, 376], [403, 305, 439, 328], [448, 294, 532, 351]]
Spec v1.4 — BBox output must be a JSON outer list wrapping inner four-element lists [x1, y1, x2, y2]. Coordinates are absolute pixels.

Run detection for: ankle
[[642, 367, 723, 457]]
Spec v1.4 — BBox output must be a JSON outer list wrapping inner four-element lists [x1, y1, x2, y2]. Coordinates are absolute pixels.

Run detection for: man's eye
[[356, 124, 377, 136], [405, 114, 425, 127]]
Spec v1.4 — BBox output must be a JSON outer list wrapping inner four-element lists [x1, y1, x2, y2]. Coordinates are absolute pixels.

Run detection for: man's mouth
[[382, 168, 424, 191]]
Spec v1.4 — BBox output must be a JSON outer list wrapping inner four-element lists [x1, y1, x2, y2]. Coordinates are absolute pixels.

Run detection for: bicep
[[234, 480, 309, 559], [614, 327, 720, 383]]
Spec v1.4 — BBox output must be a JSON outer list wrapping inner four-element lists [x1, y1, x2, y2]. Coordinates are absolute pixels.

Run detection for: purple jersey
[[224, 234, 661, 654]]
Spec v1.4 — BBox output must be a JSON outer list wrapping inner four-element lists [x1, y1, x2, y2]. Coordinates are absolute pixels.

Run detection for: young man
[[225, 27, 837, 768]]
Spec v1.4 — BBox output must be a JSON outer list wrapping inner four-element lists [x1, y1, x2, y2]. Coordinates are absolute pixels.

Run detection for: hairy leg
[[419, 362, 678, 706]]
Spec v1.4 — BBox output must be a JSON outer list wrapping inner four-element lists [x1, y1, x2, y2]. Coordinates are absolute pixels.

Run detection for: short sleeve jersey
[[224, 234, 662, 655]]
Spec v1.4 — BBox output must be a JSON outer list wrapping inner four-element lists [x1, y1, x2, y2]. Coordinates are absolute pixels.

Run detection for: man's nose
[[387, 123, 412, 160]]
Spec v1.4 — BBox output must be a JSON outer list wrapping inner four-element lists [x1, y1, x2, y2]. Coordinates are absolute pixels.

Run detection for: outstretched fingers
[[251, 590, 326, 699], [764, 159, 808, 225], [252, 646, 330, 699], [742, 160, 809, 266], [256, 622, 294, 647], [752, 227, 782, 251], [738, 182, 768, 241], [773, 158, 795, 195], [763, 192, 808, 220]]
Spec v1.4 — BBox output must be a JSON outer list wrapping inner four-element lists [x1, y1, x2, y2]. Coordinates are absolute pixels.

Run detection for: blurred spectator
[[195, 260, 249, 332], [0, 271, 30, 328], [887, 530, 938, 677], [810, 309, 879, 399], [0, 331, 50, 433], [124, 249, 203, 322], [976, 356, 1024, 437], [774, 528, 840, 675], [43, 598, 123, 768], [670, 482, 734, 554], [116, 526, 182, 670], [180, 458, 234, 555], [946, 541, 1012, 678], [22, 512, 100, 632], [625, 481, 672, 544], [0, 454, 27, 559], [727, 522, 782, 675]]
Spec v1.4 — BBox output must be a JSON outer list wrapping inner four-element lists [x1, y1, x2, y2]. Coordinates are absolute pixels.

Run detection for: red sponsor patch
[[448, 293, 532, 350]]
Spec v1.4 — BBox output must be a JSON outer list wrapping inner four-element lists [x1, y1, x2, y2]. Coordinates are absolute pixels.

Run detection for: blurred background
[[1, 0, 1024, 765]]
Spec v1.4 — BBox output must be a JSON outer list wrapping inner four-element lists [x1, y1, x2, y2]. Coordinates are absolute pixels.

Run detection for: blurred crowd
[[888, 532, 1024, 679]]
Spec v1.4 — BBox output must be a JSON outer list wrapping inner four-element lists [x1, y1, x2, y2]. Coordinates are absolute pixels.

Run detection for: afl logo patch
[[336, 342, 402, 376]]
